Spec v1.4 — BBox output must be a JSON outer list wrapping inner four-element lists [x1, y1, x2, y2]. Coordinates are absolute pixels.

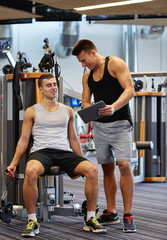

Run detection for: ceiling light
[[74, 0, 153, 11]]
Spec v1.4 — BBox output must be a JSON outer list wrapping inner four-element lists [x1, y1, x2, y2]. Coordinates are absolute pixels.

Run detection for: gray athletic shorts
[[92, 120, 132, 164]]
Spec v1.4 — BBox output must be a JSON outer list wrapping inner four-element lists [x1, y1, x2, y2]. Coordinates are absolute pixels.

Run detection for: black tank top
[[88, 57, 132, 126]]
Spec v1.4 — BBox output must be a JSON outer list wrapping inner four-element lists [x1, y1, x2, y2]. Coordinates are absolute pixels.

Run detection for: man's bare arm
[[82, 71, 92, 108], [5, 107, 34, 178], [99, 57, 134, 116], [67, 106, 84, 158]]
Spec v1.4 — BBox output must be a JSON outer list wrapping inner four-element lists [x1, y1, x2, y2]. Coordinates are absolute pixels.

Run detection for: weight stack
[[6, 73, 41, 205], [134, 92, 166, 182]]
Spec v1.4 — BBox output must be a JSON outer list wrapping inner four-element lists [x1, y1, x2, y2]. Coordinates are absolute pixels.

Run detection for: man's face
[[40, 77, 58, 99], [77, 50, 96, 70]]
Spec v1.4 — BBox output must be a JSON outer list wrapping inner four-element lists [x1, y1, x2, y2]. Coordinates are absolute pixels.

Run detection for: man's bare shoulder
[[108, 56, 128, 73], [24, 105, 35, 120], [83, 70, 91, 81], [109, 56, 125, 65], [66, 105, 73, 115]]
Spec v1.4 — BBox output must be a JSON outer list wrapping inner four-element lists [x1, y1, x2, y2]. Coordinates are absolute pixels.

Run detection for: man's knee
[[25, 160, 44, 180], [25, 166, 39, 181], [102, 162, 115, 174], [117, 161, 132, 175], [90, 164, 98, 175], [85, 164, 98, 180]]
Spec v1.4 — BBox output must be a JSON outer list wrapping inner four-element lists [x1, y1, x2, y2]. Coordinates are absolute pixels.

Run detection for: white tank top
[[30, 103, 72, 153]]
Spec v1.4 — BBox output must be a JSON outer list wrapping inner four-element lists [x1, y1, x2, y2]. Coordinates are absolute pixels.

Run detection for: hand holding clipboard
[[77, 101, 106, 124]]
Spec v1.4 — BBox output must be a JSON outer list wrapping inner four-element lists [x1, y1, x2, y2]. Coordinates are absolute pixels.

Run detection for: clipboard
[[77, 101, 106, 124]]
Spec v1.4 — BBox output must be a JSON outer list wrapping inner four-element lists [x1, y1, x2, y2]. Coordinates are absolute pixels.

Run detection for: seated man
[[6, 73, 106, 237]]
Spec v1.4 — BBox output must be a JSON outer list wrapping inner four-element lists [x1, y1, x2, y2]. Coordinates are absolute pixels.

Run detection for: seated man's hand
[[5, 166, 16, 180]]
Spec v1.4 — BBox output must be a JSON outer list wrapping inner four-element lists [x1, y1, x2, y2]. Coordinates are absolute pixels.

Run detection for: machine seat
[[48, 166, 62, 176]]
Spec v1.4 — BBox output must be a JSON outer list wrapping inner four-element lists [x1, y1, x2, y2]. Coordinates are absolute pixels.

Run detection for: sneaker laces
[[90, 217, 101, 226], [26, 222, 35, 230], [26, 221, 39, 230], [124, 215, 133, 225], [99, 210, 111, 218]]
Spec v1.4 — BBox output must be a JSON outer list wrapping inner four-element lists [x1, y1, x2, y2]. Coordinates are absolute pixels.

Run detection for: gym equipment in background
[[0, 198, 16, 224], [38, 38, 56, 72], [134, 79, 143, 92], [0, 39, 15, 68], [38, 38, 61, 90], [158, 77, 167, 92], [132, 72, 166, 182]]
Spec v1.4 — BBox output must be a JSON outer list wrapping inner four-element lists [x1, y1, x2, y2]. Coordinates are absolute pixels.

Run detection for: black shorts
[[28, 148, 88, 178]]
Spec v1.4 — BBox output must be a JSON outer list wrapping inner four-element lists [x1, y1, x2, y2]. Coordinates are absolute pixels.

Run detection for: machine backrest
[[35, 78, 42, 103]]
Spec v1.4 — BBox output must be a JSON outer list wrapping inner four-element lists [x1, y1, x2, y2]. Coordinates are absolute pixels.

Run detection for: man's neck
[[41, 98, 58, 108], [93, 54, 105, 72]]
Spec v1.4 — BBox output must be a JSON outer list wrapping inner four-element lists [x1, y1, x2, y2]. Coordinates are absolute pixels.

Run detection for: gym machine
[[132, 72, 167, 182], [1, 49, 83, 223], [0, 39, 15, 71], [0, 75, 17, 223], [0, 51, 31, 223], [4, 70, 83, 221]]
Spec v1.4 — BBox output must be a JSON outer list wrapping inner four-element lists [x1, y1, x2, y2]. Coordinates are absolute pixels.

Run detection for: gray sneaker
[[123, 214, 137, 233]]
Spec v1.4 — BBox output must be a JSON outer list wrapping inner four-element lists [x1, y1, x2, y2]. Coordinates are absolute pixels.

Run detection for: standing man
[[6, 73, 106, 237], [72, 39, 136, 233]]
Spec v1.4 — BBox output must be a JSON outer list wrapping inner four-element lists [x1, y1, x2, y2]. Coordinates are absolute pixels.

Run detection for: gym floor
[[0, 155, 166, 240]]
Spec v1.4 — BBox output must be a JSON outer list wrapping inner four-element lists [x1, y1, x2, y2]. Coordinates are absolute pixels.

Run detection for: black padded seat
[[48, 166, 61, 175]]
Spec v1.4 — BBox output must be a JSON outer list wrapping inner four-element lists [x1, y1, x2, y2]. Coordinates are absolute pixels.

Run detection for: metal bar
[[57, 77, 64, 206], [63, 87, 82, 101], [55, 175, 59, 205], [166, 95, 167, 182], [52, 206, 75, 216], [5, 51, 16, 68], [0, 76, 8, 200], [0, 77, 2, 198], [59, 174, 64, 206], [131, 71, 167, 77], [58, 76, 63, 103], [2, 75, 8, 180]]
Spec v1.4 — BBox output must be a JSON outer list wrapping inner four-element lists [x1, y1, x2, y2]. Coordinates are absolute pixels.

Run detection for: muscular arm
[[82, 71, 92, 108], [67, 106, 84, 158], [6, 106, 34, 178], [99, 56, 135, 116]]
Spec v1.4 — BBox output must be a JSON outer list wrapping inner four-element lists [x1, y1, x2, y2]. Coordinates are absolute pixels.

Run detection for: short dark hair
[[72, 39, 97, 56], [38, 73, 54, 88]]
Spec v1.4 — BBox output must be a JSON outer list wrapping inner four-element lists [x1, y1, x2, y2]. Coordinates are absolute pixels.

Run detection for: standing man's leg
[[112, 121, 136, 232], [117, 161, 134, 214], [93, 121, 120, 225], [102, 163, 117, 213], [98, 163, 120, 225], [117, 161, 136, 233]]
